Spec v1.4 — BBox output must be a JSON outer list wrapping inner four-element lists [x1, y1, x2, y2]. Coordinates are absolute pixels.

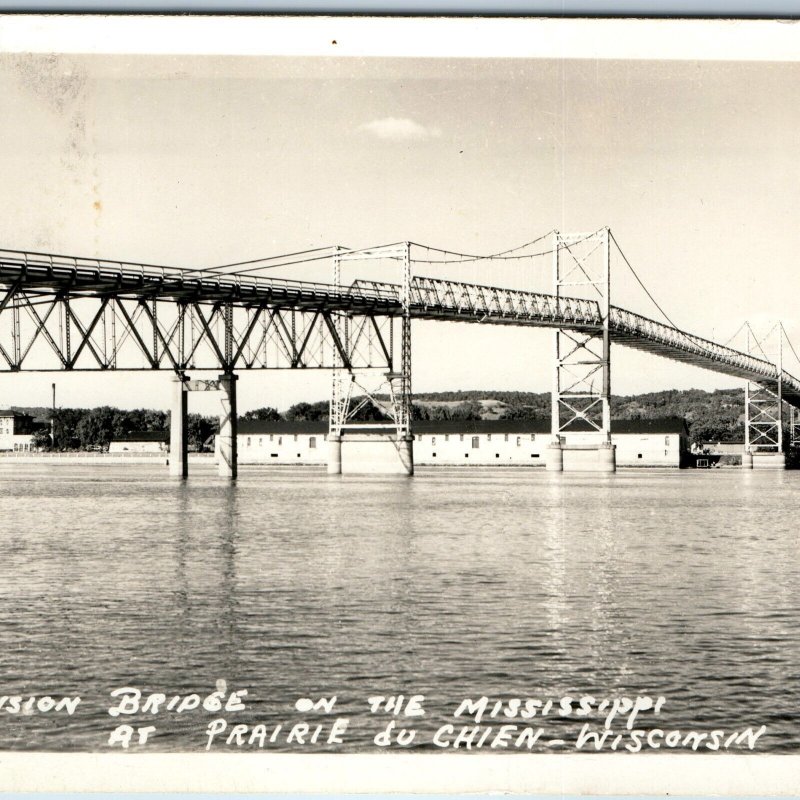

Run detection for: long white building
[[227, 417, 690, 468]]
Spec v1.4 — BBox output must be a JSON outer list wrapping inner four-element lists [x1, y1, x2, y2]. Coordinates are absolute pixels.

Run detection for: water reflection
[[0, 465, 798, 751]]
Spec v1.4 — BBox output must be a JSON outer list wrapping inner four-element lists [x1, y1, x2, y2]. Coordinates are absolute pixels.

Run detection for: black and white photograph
[[0, 14, 798, 794]]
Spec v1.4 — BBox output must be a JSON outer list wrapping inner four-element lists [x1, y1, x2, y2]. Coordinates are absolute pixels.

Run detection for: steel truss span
[[0, 248, 400, 374], [0, 243, 799, 411]]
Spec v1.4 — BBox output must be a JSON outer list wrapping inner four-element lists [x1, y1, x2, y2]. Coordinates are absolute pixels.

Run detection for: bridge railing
[[609, 306, 782, 380], [0, 248, 401, 303], [410, 276, 602, 325]]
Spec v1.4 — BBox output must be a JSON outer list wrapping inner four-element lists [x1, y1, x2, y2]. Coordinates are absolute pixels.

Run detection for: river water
[[0, 464, 798, 753]]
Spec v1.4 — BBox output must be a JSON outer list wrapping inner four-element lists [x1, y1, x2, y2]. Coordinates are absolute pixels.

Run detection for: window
[[487, 434, 492, 441], [665, 449, 668, 456], [269, 434, 274, 442], [259, 438, 263, 446], [278, 436, 283, 445], [444, 434, 449, 442], [459, 434, 464, 442], [516, 436, 521, 447], [432, 452, 437, 458], [471, 436, 479, 449], [246, 437, 251, 447], [294, 434, 298, 441], [504, 434, 509, 442], [665, 436, 670, 445], [495, 453, 500, 458], [637, 453, 643, 459], [309, 437, 317, 449], [530, 434, 536, 441], [432, 437, 436, 446]]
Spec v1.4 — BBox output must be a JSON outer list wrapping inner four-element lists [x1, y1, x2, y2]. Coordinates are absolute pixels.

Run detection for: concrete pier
[[327, 435, 342, 474], [742, 450, 754, 469], [753, 452, 786, 470], [169, 375, 188, 478], [545, 439, 564, 472], [339, 431, 414, 475], [546, 438, 616, 472], [597, 440, 617, 473], [218, 372, 238, 479], [399, 435, 414, 476]]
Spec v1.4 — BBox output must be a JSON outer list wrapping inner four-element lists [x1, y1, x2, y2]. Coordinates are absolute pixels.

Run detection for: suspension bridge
[[0, 228, 796, 476]]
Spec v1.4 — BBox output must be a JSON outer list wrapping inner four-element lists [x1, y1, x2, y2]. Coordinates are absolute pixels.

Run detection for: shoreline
[[0, 454, 713, 469]]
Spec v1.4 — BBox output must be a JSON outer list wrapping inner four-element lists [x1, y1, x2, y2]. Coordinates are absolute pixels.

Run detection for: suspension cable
[[609, 231, 681, 330], [409, 229, 603, 265], [409, 230, 556, 261], [204, 245, 338, 272], [744, 321, 772, 362], [780, 322, 800, 368], [722, 321, 747, 348]]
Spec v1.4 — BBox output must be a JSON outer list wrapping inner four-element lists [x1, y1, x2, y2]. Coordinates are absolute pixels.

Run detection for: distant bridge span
[[0, 234, 794, 474]]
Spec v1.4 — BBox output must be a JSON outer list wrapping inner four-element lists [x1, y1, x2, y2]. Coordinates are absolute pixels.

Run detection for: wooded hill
[[410, 388, 746, 443]]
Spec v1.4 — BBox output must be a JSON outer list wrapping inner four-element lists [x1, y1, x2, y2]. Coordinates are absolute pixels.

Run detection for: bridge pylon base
[[217, 373, 238, 480], [169, 375, 188, 478], [546, 440, 564, 472], [338, 431, 413, 475], [327, 435, 342, 474], [597, 441, 617, 473], [547, 439, 617, 473], [752, 452, 786, 470]]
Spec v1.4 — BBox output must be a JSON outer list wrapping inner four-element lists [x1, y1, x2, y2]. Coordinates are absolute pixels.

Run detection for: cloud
[[358, 117, 442, 141]]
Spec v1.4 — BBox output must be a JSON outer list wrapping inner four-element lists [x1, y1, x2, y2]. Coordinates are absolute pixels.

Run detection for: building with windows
[[108, 431, 169, 453], [232, 419, 328, 464], [411, 418, 688, 467], [224, 417, 690, 468], [0, 410, 40, 452]]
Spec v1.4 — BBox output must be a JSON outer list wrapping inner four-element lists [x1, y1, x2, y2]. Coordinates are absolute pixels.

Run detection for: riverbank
[[0, 452, 215, 466]]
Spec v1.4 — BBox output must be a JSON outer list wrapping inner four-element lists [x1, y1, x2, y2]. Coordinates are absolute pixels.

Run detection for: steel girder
[[0, 286, 394, 373], [406, 276, 601, 329]]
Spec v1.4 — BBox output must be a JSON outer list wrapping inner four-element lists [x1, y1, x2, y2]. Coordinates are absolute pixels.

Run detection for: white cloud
[[358, 117, 442, 141]]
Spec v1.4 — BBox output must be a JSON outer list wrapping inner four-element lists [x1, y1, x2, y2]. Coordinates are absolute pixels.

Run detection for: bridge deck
[[0, 249, 399, 314]]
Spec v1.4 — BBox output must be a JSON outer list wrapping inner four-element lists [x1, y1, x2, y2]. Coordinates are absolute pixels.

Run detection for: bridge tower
[[743, 326, 785, 470], [327, 242, 413, 475], [547, 228, 616, 473]]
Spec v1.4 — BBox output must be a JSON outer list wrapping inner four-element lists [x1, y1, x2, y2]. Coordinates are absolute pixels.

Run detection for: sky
[[2, 49, 800, 413]]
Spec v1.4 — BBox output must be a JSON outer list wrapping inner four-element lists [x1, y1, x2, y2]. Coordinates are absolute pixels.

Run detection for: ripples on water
[[0, 465, 798, 752]]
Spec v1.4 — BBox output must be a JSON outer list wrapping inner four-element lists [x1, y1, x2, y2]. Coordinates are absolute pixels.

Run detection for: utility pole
[[51, 382, 56, 449]]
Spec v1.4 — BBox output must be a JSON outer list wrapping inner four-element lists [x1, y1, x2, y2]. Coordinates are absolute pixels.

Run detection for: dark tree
[[242, 407, 282, 421], [187, 414, 219, 451], [285, 401, 329, 421], [31, 430, 52, 451]]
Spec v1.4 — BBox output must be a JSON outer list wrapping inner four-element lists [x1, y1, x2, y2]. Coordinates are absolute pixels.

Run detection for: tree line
[[15, 387, 756, 450]]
